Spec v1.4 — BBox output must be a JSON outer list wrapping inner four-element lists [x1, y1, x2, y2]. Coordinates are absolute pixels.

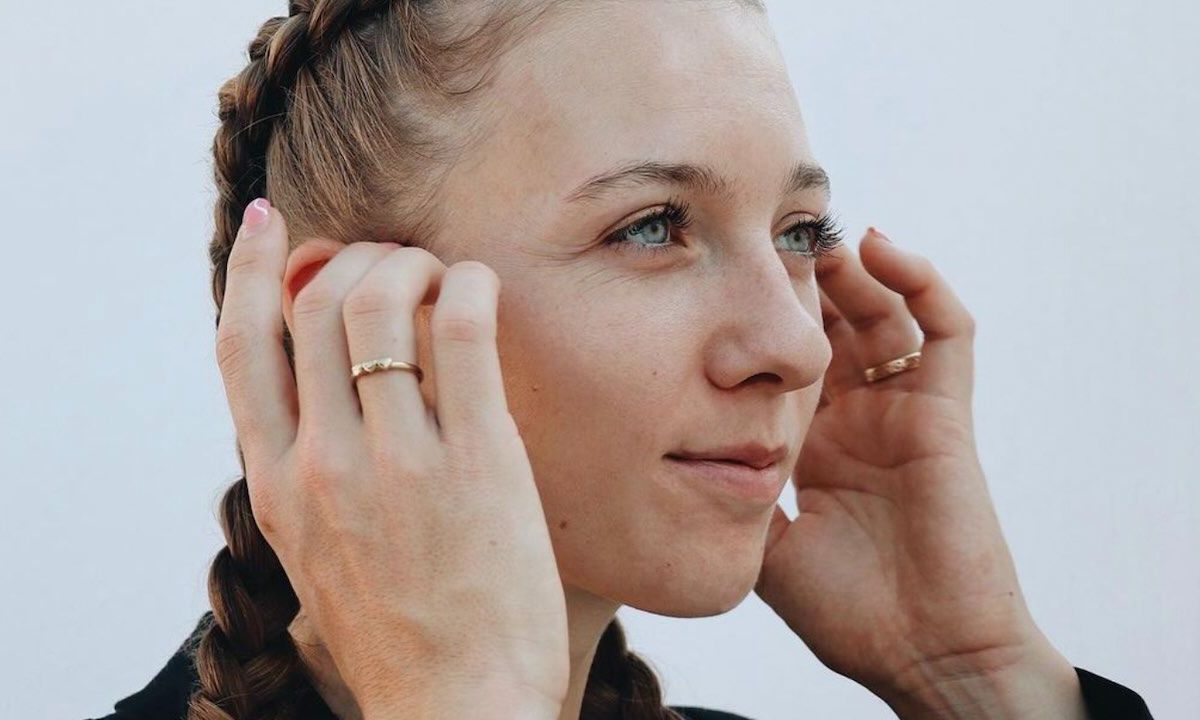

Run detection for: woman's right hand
[[214, 199, 569, 719]]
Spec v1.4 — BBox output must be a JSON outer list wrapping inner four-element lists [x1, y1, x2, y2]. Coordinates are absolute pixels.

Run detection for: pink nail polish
[[242, 198, 271, 233]]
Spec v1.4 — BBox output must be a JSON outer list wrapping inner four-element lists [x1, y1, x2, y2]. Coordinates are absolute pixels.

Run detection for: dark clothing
[[88, 612, 1153, 719]]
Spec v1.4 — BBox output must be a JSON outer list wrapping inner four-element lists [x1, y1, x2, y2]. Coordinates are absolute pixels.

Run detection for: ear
[[281, 238, 346, 333]]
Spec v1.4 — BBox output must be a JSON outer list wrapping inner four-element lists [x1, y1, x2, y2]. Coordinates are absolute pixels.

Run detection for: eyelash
[[601, 198, 846, 259]]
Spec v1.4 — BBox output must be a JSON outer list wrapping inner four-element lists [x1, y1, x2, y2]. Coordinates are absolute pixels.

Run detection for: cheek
[[490, 268, 709, 474], [500, 280, 690, 398], [496, 297, 693, 487], [503, 315, 674, 433]]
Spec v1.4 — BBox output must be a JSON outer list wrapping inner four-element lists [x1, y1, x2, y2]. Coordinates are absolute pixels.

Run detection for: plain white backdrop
[[1, 1, 1195, 718]]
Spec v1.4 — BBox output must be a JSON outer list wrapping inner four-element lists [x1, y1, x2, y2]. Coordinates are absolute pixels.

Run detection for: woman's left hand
[[753, 228, 1086, 719]]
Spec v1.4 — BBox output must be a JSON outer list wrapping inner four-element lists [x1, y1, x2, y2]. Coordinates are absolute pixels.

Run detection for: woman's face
[[419, 0, 833, 616]]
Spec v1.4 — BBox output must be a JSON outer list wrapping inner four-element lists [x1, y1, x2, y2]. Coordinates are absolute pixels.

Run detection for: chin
[[628, 582, 757, 618], [617, 544, 765, 618]]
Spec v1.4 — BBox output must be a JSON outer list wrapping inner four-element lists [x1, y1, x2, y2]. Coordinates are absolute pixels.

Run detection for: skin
[[286, 3, 826, 717], [277, 1, 1089, 718]]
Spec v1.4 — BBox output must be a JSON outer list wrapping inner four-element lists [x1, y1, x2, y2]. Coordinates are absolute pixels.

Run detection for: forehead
[[439, 1, 815, 230]]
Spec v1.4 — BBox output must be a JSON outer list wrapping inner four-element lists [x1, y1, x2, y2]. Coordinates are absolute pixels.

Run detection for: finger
[[818, 285, 866, 400], [214, 199, 298, 469], [344, 247, 446, 445], [428, 261, 513, 449], [817, 229, 924, 394], [857, 229, 976, 401], [290, 241, 398, 439]]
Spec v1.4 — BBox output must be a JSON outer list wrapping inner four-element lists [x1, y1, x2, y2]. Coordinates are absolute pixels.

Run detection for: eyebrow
[[563, 160, 832, 204]]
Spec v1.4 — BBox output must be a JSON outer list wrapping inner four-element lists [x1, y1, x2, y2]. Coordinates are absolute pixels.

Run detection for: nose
[[704, 243, 832, 394]]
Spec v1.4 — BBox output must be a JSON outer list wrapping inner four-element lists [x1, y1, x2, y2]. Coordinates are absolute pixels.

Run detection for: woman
[[93, 1, 1154, 718]]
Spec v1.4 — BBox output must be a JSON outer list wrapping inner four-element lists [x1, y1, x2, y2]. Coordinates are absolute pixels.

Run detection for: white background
[[1, 1, 1195, 718]]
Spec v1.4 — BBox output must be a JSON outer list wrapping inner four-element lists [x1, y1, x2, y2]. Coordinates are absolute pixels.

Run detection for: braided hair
[[194, 1, 764, 717]]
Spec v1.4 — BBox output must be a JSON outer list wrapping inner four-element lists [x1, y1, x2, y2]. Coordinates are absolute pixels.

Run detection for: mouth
[[666, 442, 788, 470], [664, 454, 786, 504]]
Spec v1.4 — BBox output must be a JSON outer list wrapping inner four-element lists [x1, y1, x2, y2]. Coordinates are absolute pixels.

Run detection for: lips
[[664, 454, 787, 505], [666, 442, 788, 471]]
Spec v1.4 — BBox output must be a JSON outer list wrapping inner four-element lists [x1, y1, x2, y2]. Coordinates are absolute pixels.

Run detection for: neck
[[558, 584, 622, 720], [291, 585, 621, 720]]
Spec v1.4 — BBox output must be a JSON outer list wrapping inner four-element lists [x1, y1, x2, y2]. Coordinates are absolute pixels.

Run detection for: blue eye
[[602, 200, 846, 259], [602, 201, 693, 255], [776, 213, 847, 257]]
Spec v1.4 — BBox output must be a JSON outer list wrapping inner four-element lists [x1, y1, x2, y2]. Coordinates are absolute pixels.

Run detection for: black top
[[87, 612, 1153, 720]]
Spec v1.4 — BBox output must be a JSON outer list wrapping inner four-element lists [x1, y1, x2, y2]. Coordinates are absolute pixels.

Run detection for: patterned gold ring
[[863, 351, 922, 383], [350, 357, 424, 384]]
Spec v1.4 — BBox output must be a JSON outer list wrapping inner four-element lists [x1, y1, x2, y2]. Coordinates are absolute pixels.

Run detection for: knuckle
[[292, 281, 341, 320], [431, 263, 499, 344], [224, 241, 263, 278], [431, 311, 492, 344], [856, 310, 890, 335], [478, 410, 521, 447], [368, 445, 407, 476], [246, 481, 281, 539], [446, 429, 511, 470], [449, 261, 501, 301], [293, 436, 354, 493], [371, 443, 432, 481], [342, 245, 442, 323], [442, 444, 490, 479], [366, 428, 437, 472], [344, 282, 407, 322], [293, 243, 392, 320], [913, 255, 937, 276], [215, 322, 254, 375], [443, 416, 519, 465]]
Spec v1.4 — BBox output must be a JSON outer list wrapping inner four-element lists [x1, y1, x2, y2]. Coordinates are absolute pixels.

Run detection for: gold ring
[[863, 351, 921, 383], [351, 357, 424, 383]]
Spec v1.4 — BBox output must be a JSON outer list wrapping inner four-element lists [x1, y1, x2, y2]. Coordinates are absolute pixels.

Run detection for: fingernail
[[869, 226, 892, 243], [241, 198, 271, 236]]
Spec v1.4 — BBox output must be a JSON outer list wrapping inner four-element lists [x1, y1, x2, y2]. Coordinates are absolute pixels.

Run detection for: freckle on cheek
[[559, 520, 569, 530]]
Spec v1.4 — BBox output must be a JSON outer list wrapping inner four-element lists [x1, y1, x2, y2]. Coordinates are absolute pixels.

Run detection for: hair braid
[[209, 0, 401, 332], [200, 2, 721, 718], [199, 5, 407, 717], [186, 475, 316, 720], [583, 620, 687, 720]]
